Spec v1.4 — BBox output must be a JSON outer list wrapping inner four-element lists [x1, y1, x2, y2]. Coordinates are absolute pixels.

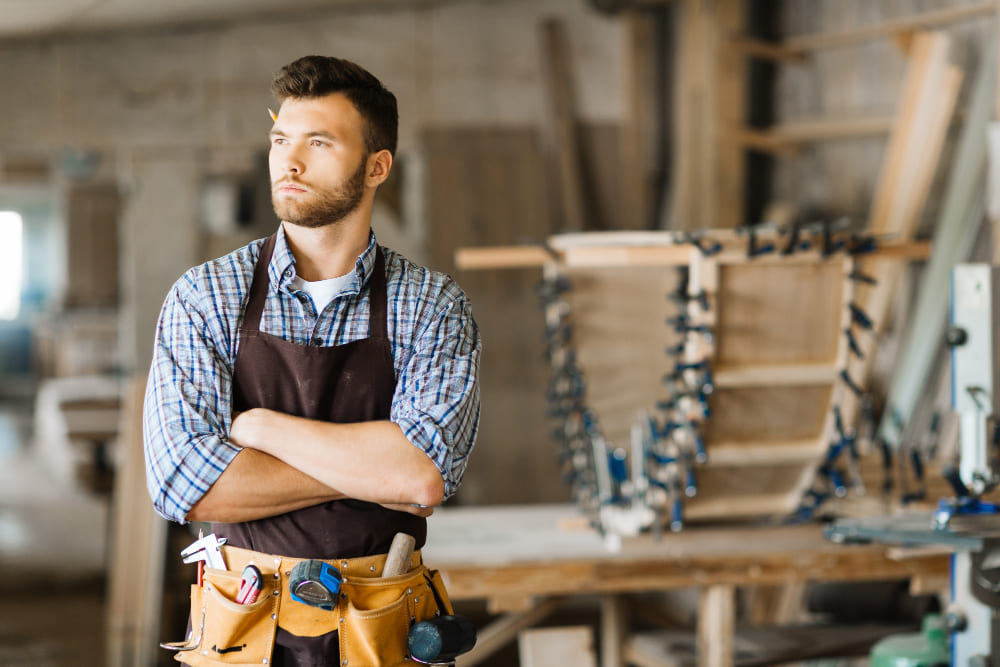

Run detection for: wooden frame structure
[[457, 230, 930, 527]]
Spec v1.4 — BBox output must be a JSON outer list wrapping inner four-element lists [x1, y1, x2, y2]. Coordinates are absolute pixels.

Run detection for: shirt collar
[[268, 225, 378, 294]]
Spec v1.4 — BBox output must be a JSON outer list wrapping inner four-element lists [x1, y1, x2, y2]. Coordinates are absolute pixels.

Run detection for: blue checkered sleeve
[[143, 267, 244, 523], [391, 285, 481, 500]]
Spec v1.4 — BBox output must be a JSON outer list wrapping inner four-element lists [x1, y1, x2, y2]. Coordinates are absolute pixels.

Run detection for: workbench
[[422, 504, 951, 667]]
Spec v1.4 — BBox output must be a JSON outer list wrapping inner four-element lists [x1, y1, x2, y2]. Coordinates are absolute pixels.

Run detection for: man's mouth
[[274, 181, 308, 194]]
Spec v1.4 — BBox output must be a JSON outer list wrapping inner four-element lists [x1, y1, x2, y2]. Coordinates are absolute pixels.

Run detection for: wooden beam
[[670, 0, 747, 229], [697, 585, 735, 667], [733, 1, 996, 60], [541, 19, 586, 231], [734, 115, 896, 155], [713, 362, 840, 387], [454, 245, 553, 271], [454, 239, 931, 271], [730, 36, 807, 63], [622, 10, 659, 230]]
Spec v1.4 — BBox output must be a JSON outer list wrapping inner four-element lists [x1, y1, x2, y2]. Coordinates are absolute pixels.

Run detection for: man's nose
[[282, 146, 305, 175]]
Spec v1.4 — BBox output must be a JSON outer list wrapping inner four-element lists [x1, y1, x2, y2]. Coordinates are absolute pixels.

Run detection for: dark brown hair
[[271, 55, 398, 156]]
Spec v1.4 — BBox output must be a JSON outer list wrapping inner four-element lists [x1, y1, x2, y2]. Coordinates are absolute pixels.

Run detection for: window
[[0, 212, 23, 320]]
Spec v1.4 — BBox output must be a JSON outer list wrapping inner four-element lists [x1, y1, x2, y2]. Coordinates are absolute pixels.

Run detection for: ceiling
[[0, 0, 425, 40]]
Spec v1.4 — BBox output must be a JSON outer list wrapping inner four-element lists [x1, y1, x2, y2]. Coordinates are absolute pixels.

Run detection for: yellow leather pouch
[[167, 545, 453, 667], [174, 568, 280, 666], [338, 566, 453, 667]]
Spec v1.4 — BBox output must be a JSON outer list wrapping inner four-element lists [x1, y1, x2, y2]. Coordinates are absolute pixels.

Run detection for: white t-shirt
[[290, 272, 354, 313]]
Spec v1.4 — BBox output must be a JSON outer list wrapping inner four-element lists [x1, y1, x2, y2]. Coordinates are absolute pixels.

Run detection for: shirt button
[[312, 337, 323, 345]]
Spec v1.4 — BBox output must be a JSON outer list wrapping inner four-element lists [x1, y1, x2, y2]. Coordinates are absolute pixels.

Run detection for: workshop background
[[0, 0, 997, 665]]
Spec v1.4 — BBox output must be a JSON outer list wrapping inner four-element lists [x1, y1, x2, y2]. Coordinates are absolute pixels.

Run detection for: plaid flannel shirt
[[143, 226, 481, 523]]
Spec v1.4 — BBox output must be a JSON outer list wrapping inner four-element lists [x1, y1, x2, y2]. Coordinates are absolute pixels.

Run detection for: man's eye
[[311, 140, 328, 147]]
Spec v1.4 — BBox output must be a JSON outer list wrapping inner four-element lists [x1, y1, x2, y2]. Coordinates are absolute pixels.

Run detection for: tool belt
[[167, 544, 453, 667]]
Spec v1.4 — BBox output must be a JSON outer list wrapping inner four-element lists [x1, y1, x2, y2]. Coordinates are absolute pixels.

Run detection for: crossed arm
[[186, 411, 443, 523]]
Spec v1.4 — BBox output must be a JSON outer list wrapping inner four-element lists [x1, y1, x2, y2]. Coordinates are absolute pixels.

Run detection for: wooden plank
[[713, 363, 839, 387], [783, 2, 995, 54], [454, 245, 553, 270], [601, 595, 628, 667], [519, 626, 597, 667], [714, 0, 747, 229], [714, 259, 846, 366], [868, 32, 952, 236], [843, 32, 961, 429], [424, 505, 950, 597], [622, 10, 659, 230], [668, 0, 709, 230], [697, 585, 735, 667], [565, 264, 684, 451], [729, 1, 996, 61], [453, 238, 929, 271], [704, 385, 832, 442], [105, 376, 168, 667], [541, 18, 586, 231], [707, 439, 825, 466], [668, 0, 746, 229], [735, 115, 895, 154]]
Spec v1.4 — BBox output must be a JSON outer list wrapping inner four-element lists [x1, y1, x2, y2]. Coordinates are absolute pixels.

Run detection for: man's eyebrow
[[267, 129, 338, 141]]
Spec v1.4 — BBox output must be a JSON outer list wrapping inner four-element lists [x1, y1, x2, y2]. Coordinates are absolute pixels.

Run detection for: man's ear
[[366, 150, 393, 188]]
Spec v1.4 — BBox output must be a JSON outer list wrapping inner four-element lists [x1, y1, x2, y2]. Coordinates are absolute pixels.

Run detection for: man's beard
[[271, 157, 367, 229]]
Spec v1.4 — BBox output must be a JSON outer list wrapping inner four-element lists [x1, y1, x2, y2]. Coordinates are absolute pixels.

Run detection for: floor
[[0, 394, 108, 667]]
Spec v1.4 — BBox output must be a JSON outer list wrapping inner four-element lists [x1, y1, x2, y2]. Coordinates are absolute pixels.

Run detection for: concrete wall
[[0, 0, 625, 371]]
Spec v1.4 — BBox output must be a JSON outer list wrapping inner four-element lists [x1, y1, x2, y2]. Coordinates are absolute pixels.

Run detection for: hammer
[[383, 534, 478, 665]]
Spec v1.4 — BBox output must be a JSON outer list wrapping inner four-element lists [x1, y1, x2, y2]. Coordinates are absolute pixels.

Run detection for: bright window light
[[0, 212, 23, 320]]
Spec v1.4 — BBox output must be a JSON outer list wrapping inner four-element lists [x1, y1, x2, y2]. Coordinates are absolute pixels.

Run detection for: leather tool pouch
[[170, 567, 281, 666], [167, 550, 453, 667], [337, 566, 453, 667]]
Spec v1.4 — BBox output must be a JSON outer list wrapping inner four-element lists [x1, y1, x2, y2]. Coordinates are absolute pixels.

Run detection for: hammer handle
[[382, 533, 416, 577]]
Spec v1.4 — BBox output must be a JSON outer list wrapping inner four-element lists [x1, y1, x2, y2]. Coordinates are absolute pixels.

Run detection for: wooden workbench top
[[423, 504, 950, 601]]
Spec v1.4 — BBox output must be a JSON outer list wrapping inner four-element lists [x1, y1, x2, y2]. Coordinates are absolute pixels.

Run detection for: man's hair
[[271, 55, 398, 156]]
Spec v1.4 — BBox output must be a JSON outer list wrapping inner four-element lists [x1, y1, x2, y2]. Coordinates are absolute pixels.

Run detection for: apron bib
[[213, 234, 426, 666]]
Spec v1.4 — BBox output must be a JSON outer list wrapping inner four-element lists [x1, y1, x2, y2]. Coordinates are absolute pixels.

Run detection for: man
[[144, 55, 481, 666]]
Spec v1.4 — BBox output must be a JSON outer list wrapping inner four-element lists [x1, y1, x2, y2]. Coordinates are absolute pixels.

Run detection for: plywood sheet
[[565, 265, 684, 450], [423, 127, 560, 505], [703, 385, 833, 443], [715, 259, 844, 366]]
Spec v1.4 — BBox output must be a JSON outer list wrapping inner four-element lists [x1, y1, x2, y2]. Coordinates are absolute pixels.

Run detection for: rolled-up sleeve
[[143, 276, 241, 523], [391, 295, 481, 500]]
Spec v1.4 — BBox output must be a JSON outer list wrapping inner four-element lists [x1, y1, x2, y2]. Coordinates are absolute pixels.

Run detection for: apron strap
[[243, 233, 278, 334], [245, 234, 387, 338], [369, 246, 388, 339]]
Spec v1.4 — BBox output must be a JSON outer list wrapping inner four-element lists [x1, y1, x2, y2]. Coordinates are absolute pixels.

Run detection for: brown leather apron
[[213, 233, 427, 666]]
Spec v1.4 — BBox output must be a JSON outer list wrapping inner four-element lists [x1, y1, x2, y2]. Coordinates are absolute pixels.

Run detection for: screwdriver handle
[[382, 533, 416, 577]]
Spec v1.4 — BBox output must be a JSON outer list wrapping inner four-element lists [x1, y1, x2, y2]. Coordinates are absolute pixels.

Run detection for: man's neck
[[281, 218, 370, 281]]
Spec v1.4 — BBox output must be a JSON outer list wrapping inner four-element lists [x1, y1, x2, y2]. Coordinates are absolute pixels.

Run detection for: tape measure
[[288, 560, 342, 611]]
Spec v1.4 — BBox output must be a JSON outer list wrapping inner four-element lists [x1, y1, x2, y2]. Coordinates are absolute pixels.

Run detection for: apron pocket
[[341, 590, 410, 666], [177, 570, 279, 666]]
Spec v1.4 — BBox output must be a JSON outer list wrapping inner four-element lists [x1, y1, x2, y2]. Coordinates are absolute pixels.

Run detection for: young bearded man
[[144, 55, 481, 666]]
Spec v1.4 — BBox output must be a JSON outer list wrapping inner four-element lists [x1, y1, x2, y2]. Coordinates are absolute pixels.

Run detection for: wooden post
[[696, 585, 735, 667], [541, 18, 587, 231], [601, 594, 628, 667], [669, 0, 746, 230], [622, 10, 659, 230]]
